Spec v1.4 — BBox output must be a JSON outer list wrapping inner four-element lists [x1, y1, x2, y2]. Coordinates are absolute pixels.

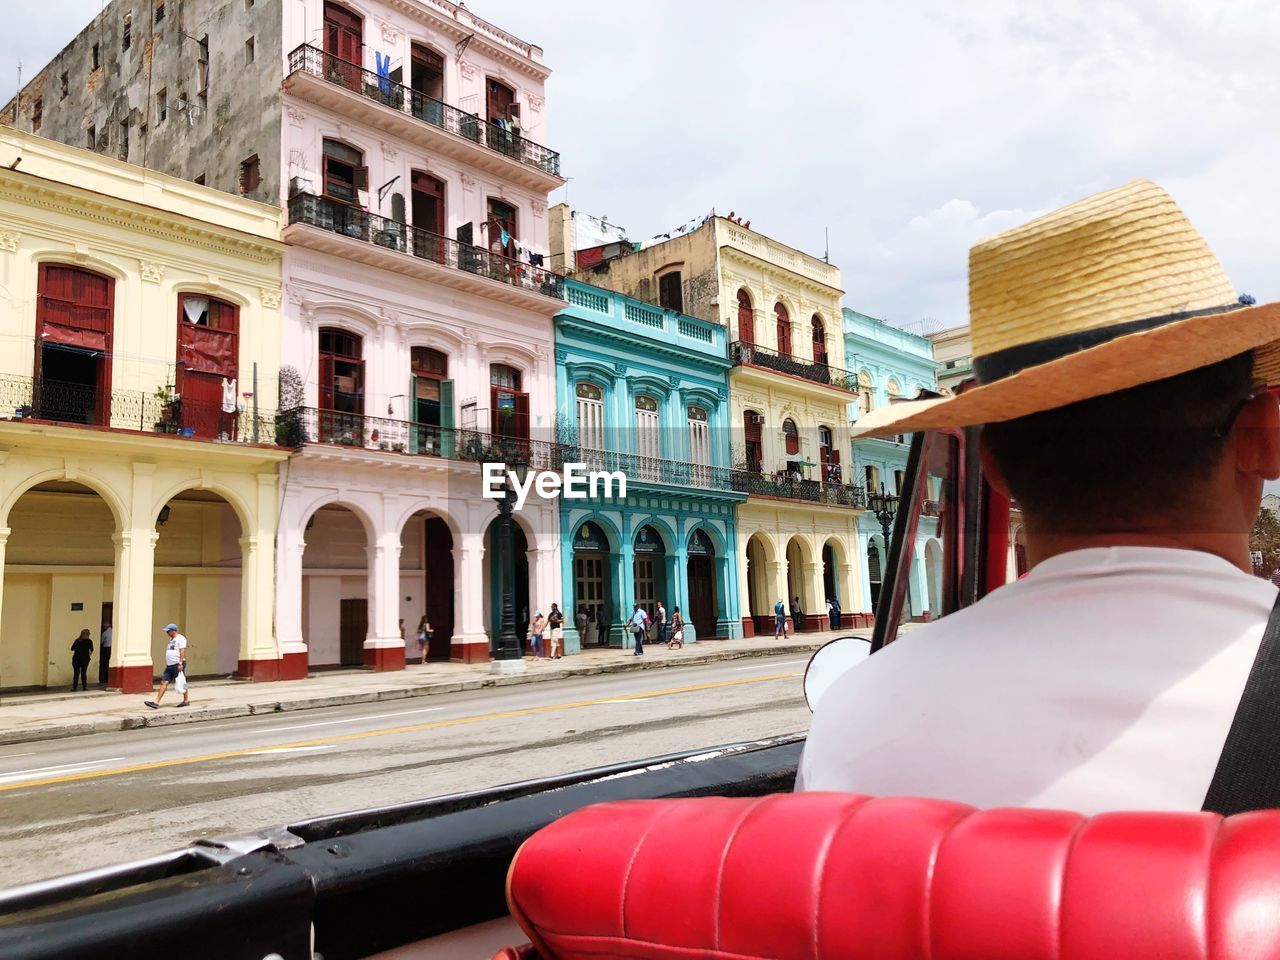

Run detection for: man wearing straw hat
[[800, 180, 1280, 814]]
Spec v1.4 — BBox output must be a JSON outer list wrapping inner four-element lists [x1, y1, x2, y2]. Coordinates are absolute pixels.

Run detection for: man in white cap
[[145, 623, 190, 709], [801, 180, 1280, 814]]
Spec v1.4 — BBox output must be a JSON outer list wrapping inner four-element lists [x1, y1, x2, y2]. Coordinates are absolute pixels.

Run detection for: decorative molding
[[459, 59, 479, 81], [531, 200, 546, 217], [381, 141, 398, 161], [139, 260, 165, 283], [260, 287, 283, 309], [286, 285, 307, 306], [554, 348, 567, 364], [527, 94, 544, 114], [614, 362, 628, 376], [287, 107, 306, 129], [460, 173, 478, 191], [0, 230, 18, 252], [379, 21, 402, 45]]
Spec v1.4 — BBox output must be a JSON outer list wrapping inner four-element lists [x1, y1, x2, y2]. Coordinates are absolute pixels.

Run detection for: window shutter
[[439, 379, 455, 428], [354, 360, 365, 407], [353, 165, 369, 190], [514, 392, 530, 441], [319, 353, 335, 410]]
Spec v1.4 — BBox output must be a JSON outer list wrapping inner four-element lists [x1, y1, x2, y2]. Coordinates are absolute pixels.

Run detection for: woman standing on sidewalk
[[667, 608, 684, 649], [415, 616, 432, 665], [547, 604, 564, 659], [530, 611, 547, 659], [70, 629, 94, 691]]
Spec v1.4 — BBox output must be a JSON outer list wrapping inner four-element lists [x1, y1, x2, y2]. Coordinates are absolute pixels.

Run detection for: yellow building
[[0, 127, 287, 693], [553, 208, 869, 633]]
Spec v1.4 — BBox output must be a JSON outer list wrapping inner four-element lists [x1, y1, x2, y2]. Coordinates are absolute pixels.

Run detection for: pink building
[[276, 1, 566, 673]]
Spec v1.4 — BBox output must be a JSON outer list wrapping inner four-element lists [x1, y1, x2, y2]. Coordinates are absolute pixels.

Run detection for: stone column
[[801, 559, 823, 631], [451, 531, 488, 662], [736, 539, 753, 637], [0, 527, 8, 672], [619, 538, 636, 648], [236, 534, 280, 680], [363, 531, 405, 670], [765, 558, 788, 635], [111, 528, 158, 693], [276, 523, 309, 679]]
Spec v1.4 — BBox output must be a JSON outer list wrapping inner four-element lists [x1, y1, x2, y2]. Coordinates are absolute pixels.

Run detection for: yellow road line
[[0, 671, 803, 793]]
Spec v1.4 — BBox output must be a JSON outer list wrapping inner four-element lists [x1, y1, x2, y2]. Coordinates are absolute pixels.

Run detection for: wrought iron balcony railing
[[280, 407, 568, 471], [729, 341, 858, 392], [288, 193, 565, 300], [286, 44, 561, 177], [731, 468, 867, 508], [561, 445, 740, 493], [0, 375, 279, 444]]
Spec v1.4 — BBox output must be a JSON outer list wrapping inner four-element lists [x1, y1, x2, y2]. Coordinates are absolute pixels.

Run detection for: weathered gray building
[[2, 0, 283, 201]]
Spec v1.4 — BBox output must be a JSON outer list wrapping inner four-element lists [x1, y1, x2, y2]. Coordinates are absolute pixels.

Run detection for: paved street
[[0, 652, 811, 888]]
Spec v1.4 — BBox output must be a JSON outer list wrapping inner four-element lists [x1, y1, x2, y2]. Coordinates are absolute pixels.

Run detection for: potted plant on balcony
[[154, 385, 182, 433]]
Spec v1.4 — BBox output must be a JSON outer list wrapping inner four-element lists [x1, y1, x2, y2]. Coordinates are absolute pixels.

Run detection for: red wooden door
[[775, 304, 792, 356], [744, 411, 763, 472], [324, 2, 363, 90], [35, 264, 114, 425]]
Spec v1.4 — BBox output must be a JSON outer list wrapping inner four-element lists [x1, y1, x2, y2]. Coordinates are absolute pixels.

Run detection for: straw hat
[[853, 180, 1280, 438]]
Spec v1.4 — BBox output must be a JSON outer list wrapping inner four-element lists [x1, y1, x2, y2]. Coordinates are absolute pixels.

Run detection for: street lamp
[[868, 482, 899, 542], [491, 453, 529, 675]]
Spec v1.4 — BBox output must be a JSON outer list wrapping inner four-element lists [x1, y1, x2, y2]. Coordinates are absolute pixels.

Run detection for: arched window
[[811, 315, 827, 366], [486, 76, 517, 126], [575, 381, 604, 451], [775, 303, 792, 357], [410, 347, 451, 437], [177, 294, 239, 438], [864, 464, 881, 492], [490, 363, 528, 439], [318, 328, 363, 443], [737, 288, 755, 344], [818, 424, 842, 484], [322, 139, 367, 205], [886, 377, 902, 400], [487, 197, 518, 257], [410, 42, 444, 104], [323, 1, 363, 90], [658, 271, 683, 312], [411, 171, 445, 234], [35, 264, 114, 425], [635, 394, 661, 476], [743, 409, 763, 472], [857, 370, 874, 415], [687, 404, 710, 472], [782, 417, 800, 456]]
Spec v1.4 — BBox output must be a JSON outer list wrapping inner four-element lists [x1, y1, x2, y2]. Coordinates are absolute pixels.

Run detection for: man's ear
[[979, 430, 1013, 497], [1235, 391, 1280, 480]]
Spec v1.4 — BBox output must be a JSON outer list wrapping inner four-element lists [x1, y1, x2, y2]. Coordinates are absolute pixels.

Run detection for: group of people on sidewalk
[[628, 602, 684, 656], [529, 604, 566, 660], [773, 596, 843, 639]]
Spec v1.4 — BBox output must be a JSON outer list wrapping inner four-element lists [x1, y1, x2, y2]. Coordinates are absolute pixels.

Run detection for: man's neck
[[1027, 531, 1253, 574]]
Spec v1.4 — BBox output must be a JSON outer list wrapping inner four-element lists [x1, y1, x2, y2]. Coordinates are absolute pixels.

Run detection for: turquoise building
[[556, 280, 744, 652], [843, 308, 941, 618]]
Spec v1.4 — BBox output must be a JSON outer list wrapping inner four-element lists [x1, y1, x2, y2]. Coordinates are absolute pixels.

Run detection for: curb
[[0, 642, 825, 747]]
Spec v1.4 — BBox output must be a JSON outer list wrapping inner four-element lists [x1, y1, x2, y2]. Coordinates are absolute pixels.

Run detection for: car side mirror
[[803, 636, 872, 712]]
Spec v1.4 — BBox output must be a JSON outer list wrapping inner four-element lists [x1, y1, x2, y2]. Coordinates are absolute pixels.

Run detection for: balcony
[[286, 193, 565, 306], [731, 469, 867, 508], [729, 341, 857, 392], [281, 407, 566, 471], [0, 375, 279, 445], [285, 44, 561, 191]]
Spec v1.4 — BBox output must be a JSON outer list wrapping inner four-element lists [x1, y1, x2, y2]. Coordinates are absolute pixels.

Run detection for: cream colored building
[[554, 208, 869, 631], [0, 127, 287, 692]]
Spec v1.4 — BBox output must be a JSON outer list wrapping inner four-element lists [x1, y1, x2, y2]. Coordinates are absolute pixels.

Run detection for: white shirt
[[101, 627, 112, 648], [799, 547, 1277, 814], [165, 633, 188, 667]]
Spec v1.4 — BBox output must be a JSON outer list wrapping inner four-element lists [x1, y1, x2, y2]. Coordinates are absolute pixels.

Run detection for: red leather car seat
[[498, 793, 1280, 959]]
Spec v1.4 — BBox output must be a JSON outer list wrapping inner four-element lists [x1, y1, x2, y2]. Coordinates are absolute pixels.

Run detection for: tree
[[1250, 507, 1280, 579]]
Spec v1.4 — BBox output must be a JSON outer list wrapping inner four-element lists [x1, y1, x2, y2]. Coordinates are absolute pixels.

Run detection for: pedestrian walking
[[98, 623, 112, 686], [655, 601, 668, 646], [145, 623, 190, 709], [547, 603, 565, 659], [827, 596, 841, 630], [70, 629, 94, 691], [791, 596, 806, 631], [415, 615, 432, 664], [668, 608, 685, 649], [774, 599, 789, 639], [574, 605, 589, 646], [597, 604, 610, 647], [530, 610, 547, 659], [629, 604, 647, 656]]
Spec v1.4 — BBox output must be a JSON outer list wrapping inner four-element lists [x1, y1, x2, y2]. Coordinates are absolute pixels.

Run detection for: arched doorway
[[785, 536, 811, 629], [686, 529, 717, 642], [485, 516, 529, 653], [2, 481, 117, 690], [822, 540, 838, 611], [402, 510, 454, 661], [632, 524, 667, 621], [571, 521, 613, 647], [153, 490, 244, 677], [301, 504, 372, 667]]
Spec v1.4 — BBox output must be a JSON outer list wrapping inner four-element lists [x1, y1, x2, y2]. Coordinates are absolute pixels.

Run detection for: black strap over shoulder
[[1202, 590, 1280, 815]]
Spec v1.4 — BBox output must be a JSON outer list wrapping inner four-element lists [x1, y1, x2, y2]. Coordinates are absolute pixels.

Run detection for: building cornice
[[0, 175, 284, 263], [719, 245, 844, 300], [381, 0, 551, 82], [555, 314, 732, 375]]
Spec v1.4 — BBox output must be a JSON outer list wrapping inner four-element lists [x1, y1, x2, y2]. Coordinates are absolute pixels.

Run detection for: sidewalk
[[0, 628, 864, 747]]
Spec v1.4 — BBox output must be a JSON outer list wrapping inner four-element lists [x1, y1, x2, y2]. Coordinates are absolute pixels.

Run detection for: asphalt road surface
[[0, 654, 811, 888]]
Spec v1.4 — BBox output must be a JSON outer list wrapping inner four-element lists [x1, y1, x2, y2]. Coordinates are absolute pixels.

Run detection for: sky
[[3, 0, 1278, 333]]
